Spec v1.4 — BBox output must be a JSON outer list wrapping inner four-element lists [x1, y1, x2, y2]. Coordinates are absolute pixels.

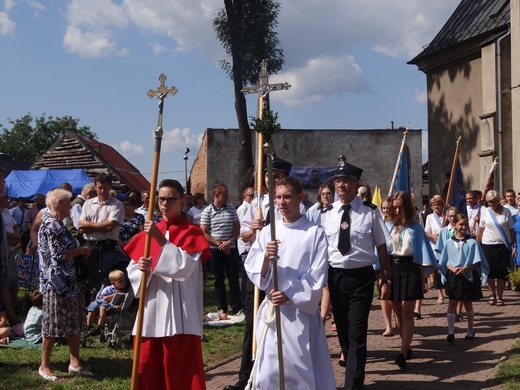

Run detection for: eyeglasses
[[156, 196, 183, 205], [321, 192, 333, 196]]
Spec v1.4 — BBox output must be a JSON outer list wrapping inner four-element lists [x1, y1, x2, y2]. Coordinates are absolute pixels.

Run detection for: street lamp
[[183, 148, 190, 191]]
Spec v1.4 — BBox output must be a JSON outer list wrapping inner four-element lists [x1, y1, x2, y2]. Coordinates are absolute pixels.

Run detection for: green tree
[[213, 0, 284, 195], [0, 113, 97, 163]]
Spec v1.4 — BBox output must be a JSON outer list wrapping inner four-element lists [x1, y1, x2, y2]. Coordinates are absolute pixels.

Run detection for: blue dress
[[513, 214, 520, 266]]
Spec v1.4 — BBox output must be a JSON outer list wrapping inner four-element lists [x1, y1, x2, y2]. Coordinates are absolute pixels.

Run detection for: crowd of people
[[0, 159, 519, 389]]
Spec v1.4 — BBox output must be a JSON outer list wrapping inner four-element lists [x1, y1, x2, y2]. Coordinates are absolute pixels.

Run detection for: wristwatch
[[381, 279, 392, 286]]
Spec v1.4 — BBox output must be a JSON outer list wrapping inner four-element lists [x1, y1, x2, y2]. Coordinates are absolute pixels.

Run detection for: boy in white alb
[[245, 177, 335, 389]]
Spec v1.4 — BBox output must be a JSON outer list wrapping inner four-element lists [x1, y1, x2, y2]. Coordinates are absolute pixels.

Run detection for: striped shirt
[[200, 204, 238, 248]]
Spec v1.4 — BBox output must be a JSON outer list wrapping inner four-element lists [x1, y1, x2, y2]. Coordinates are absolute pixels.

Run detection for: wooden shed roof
[[32, 131, 150, 194]]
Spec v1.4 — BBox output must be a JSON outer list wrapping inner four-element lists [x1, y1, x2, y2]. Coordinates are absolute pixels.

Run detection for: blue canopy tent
[[5, 169, 93, 201]]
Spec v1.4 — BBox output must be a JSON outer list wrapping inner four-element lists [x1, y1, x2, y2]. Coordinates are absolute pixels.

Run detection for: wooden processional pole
[[131, 73, 178, 390], [446, 136, 462, 208], [242, 60, 290, 360], [387, 121, 410, 197]]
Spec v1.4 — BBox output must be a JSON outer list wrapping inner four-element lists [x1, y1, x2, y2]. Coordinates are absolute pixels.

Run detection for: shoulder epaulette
[[363, 201, 377, 210]]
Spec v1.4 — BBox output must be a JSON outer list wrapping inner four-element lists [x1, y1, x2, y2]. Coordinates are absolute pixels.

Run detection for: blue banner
[[448, 156, 467, 214], [395, 145, 411, 193], [290, 166, 337, 189]]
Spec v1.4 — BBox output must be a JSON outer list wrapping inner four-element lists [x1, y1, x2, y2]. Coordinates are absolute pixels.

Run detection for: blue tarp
[[5, 169, 93, 201]]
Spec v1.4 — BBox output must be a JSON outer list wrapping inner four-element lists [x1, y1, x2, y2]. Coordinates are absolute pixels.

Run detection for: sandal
[[437, 297, 444, 304], [489, 294, 496, 305], [496, 298, 505, 306]]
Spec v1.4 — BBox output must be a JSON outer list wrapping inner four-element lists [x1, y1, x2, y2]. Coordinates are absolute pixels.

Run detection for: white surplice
[[245, 215, 335, 390]]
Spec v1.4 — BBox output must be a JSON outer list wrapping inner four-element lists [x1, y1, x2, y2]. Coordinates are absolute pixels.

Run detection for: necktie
[[338, 204, 351, 255]]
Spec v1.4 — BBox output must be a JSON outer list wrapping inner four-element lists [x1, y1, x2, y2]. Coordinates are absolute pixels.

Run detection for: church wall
[[191, 128, 423, 206], [426, 55, 484, 197]]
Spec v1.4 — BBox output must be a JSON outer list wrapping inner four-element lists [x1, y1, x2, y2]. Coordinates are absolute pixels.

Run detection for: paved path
[[205, 288, 520, 389]]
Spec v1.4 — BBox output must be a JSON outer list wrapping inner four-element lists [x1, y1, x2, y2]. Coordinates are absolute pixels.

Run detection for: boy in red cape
[[125, 179, 211, 390]]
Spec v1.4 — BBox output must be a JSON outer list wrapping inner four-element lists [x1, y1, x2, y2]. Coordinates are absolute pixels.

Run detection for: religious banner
[[372, 185, 382, 208], [290, 166, 336, 189], [447, 155, 467, 214], [394, 145, 411, 194]]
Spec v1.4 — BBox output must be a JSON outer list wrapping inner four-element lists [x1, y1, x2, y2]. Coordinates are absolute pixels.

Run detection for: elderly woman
[[476, 190, 517, 306], [38, 188, 93, 381]]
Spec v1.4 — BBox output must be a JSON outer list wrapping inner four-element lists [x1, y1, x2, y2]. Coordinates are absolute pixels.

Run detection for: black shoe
[[456, 314, 464, 322], [223, 385, 243, 390], [395, 353, 406, 369], [338, 358, 346, 367], [88, 325, 102, 336], [447, 334, 455, 344], [464, 332, 475, 340], [413, 312, 421, 319], [406, 348, 413, 360]]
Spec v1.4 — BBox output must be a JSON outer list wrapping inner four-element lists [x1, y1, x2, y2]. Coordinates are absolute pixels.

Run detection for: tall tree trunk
[[225, 0, 254, 197]]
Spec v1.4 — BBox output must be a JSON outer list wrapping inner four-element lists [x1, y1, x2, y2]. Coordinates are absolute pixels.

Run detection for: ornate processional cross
[[147, 73, 178, 137]]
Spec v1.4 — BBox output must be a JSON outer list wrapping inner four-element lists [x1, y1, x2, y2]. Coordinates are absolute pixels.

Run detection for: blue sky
[[0, 0, 460, 186]]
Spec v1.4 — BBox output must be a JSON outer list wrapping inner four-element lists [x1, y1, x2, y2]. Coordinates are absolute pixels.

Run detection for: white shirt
[[236, 200, 251, 254], [80, 196, 124, 241], [1, 209, 17, 251], [479, 207, 514, 245], [424, 212, 443, 250], [320, 197, 390, 269]]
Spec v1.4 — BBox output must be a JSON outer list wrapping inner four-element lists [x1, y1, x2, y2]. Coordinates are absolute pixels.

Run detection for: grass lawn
[[0, 274, 244, 389], [497, 340, 520, 390]]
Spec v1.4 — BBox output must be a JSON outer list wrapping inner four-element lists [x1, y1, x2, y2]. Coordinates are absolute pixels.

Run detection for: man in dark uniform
[[320, 154, 392, 390]]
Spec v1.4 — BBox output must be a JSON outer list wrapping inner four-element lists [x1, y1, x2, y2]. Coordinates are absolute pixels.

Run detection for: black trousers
[[328, 266, 375, 390], [236, 277, 265, 388], [209, 247, 243, 314]]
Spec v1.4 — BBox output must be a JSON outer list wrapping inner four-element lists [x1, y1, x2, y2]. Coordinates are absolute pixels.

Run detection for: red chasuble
[[124, 215, 211, 266]]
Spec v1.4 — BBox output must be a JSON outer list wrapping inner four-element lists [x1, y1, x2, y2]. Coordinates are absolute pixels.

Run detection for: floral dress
[[39, 212, 85, 337], [119, 213, 145, 244]]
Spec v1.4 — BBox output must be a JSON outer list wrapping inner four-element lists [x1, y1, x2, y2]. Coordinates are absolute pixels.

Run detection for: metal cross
[[242, 60, 290, 118], [147, 73, 178, 137]]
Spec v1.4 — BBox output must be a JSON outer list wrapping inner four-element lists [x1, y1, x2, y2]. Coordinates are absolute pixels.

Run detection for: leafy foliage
[[250, 109, 281, 142], [0, 113, 97, 163], [213, 0, 285, 86]]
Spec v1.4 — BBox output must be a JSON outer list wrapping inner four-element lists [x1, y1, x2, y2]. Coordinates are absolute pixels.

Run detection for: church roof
[[409, 0, 510, 65]]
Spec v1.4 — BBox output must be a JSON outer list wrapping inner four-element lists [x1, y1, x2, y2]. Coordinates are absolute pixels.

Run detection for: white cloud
[[278, 0, 459, 64], [63, 0, 128, 57], [26, 0, 45, 16], [161, 127, 203, 154], [149, 42, 167, 55], [414, 88, 427, 104], [113, 140, 144, 156], [3, 0, 15, 12], [0, 11, 15, 36], [273, 55, 370, 107]]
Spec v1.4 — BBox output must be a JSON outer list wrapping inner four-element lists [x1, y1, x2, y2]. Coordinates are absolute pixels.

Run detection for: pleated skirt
[[445, 270, 483, 301], [388, 256, 424, 301]]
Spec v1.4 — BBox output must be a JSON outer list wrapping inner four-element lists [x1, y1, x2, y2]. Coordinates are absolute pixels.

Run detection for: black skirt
[[389, 256, 424, 301], [445, 270, 483, 301], [481, 243, 511, 280]]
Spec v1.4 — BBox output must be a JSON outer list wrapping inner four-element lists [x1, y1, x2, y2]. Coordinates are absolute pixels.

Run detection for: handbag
[[74, 255, 90, 282]]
